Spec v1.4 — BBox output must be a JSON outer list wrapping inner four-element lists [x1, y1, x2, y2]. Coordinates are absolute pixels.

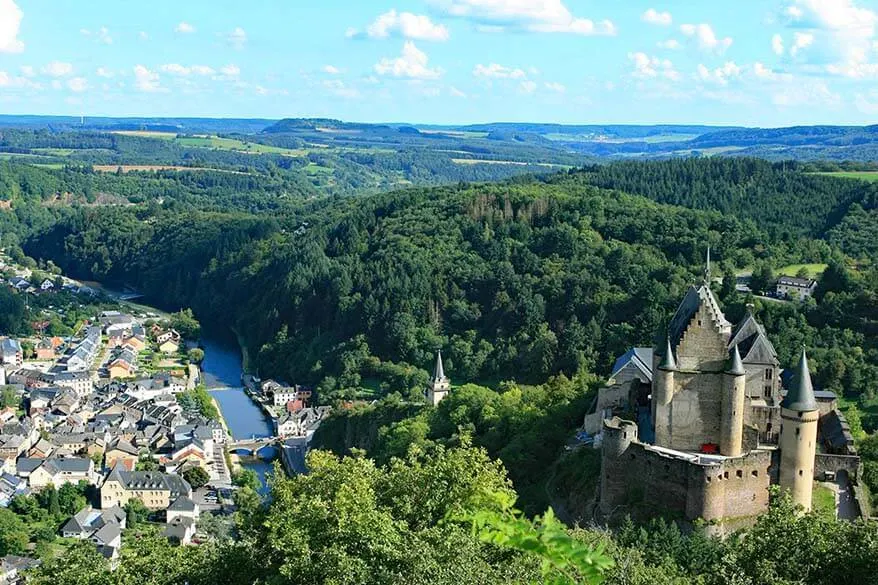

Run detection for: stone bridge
[[227, 436, 278, 457]]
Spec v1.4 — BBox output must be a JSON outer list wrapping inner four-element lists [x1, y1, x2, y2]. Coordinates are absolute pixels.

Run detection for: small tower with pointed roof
[[778, 348, 819, 511], [720, 344, 746, 457], [426, 350, 451, 406], [652, 337, 676, 442]]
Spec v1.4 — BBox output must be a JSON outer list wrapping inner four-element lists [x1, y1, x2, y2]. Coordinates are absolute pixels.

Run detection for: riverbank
[[211, 395, 243, 475], [231, 326, 252, 374]]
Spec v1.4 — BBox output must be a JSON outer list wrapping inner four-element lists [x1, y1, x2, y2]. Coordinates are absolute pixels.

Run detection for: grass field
[[777, 263, 828, 278], [110, 130, 177, 139], [175, 136, 307, 156], [813, 483, 837, 517], [812, 171, 878, 182]]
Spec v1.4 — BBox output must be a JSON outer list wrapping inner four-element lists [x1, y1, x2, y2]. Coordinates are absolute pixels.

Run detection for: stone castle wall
[[601, 419, 771, 528]]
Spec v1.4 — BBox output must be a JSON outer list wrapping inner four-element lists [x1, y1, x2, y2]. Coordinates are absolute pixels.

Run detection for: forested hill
[[22, 156, 874, 397], [577, 158, 875, 239]]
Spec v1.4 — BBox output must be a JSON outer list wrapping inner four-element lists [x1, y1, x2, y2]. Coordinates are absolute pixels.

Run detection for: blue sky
[[3, 0, 878, 126]]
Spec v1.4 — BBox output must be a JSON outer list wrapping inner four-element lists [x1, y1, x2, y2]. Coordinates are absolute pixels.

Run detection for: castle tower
[[720, 344, 746, 457], [426, 350, 451, 406], [653, 337, 676, 445], [778, 348, 819, 510], [600, 417, 638, 515]]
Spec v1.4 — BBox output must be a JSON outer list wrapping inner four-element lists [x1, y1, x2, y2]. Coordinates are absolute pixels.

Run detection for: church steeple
[[427, 349, 451, 406], [433, 349, 447, 382], [704, 246, 711, 284]]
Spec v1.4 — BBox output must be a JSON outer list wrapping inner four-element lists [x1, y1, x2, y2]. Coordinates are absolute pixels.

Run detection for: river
[[200, 335, 277, 494]]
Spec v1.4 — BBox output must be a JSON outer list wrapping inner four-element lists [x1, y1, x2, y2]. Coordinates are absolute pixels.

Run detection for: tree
[[0, 508, 29, 556], [124, 498, 150, 528], [231, 468, 260, 492], [30, 542, 112, 585], [170, 308, 201, 340], [750, 263, 775, 295], [187, 347, 205, 364], [0, 386, 20, 409], [183, 467, 210, 490], [57, 482, 86, 516]]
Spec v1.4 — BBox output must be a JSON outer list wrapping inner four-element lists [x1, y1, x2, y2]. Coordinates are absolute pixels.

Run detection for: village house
[[270, 385, 312, 407], [0, 473, 27, 507], [16, 457, 95, 489], [61, 506, 126, 559], [275, 406, 331, 439], [104, 439, 139, 471], [776, 276, 818, 301], [0, 340, 22, 367], [52, 371, 92, 398], [35, 339, 55, 361], [100, 468, 192, 510], [39, 279, 56, 292]]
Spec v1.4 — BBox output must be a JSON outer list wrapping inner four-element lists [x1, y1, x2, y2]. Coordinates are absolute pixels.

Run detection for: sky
[[3, 0, 878, 126]]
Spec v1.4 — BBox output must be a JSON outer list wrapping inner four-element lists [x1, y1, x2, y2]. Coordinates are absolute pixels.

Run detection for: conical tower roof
[[726, 344, 745, 376], [659, 337, 677, 370], [433, 350, 447, 382], [781, 348, 818, 411]]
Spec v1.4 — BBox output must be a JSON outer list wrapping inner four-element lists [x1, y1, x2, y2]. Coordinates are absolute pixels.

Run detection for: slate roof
[[168, 495, 197, 512], [610, 347, 654, 382], [778, 276, 816, 288], [728, 312, 779, 365], [105, 467, 191, 497], [781, 349, 818, 412]]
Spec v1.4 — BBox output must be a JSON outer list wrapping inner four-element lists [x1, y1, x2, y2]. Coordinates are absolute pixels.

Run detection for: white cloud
[[0, 0, 25, 53], [133, 64, 163, 92], [781, 0, 878, 75], [322, 78, 360, 98], [323, 65, 341, 74], [67, 77, 88, 92], [160, 63, 190, 76], [19, 65, 33, 77], [82, 26, 112, 44], [97, 26, 112, 44], [225, 27, 247, 49], [175, 21, 195, 34], [473, 63, 526, 79], [696, 61, 742, 85], [642, 8, 672, 26], [374, 41, 441, 79], [449, 86, 466, 97], [772, 33, 784, 55], [191, 65, 215, 76], [96, 67, 114, 78], [436, 0, 615, 36], [855, 90, 878, 114], [680, 23, 732, 53], [219, 64, 240, 76], [791, 31, 814, 56], [544, 81, 566, 92], [159, 64, 216, 77], [772, 78, 840, 107], [657, 39, 680, 49], [358, 10, 450, 41], [519, 80, 537, 93], [139, 31, 149, 40], [628, 51, 680, 81], [42, 61, 73, 77]]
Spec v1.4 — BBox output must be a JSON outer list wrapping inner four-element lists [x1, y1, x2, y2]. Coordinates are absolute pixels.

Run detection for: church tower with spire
[[778, 348, 819, 510], [427, 350, 451, 406]]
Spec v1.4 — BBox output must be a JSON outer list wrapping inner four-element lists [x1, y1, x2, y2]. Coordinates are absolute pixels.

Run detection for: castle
[[587, 254, 861, 530]]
